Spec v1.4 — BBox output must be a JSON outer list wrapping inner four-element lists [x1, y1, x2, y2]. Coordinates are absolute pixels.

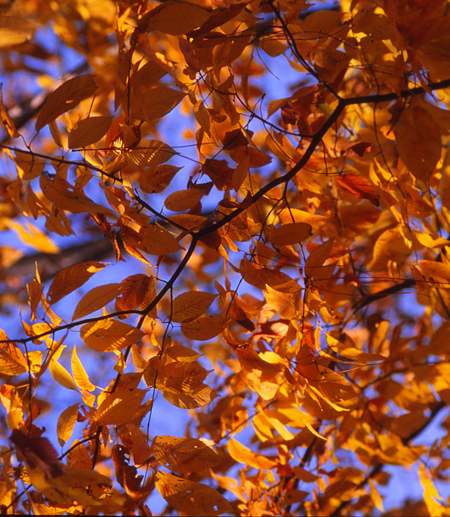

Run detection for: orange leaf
[[155, 471, 232, 517], [181, 315, 227, 341], [80, 320, 144, 352], [94, 389, 146, 426], [144, 2, 210, 35], [269, 222, 312, 246], [131, 86, 185, 122], [228, 438, 277, 470], [68, 116, 112, 149], [73, 283, 124, 320], [139, 164, 182, 194], [165, 188, 205, 212], [336, 174, 380, 206], [171, 291, 217, 323], [152, 436, 221, 473], [35, 74, 98, 131], [47, 261, 107, 305], [0, 333, 27, 376]]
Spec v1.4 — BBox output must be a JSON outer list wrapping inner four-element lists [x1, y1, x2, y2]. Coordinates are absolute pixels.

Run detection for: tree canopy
[[1, 0, 450, 515]]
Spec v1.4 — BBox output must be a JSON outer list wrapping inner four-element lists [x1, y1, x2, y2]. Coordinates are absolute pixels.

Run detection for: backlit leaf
[[94, 388, 146, 426], [155, 471, 232, 517], [36, 74, 98, 131], [131, 86, 185, 122], [73, 283, 123, 320], [152, 436, 221, 473], [80, 319, 144, 352], [171, 291, 217, 323], [57, 403, 79, 446], [49, 360, 78, 391], [47, 261, 107, 305]]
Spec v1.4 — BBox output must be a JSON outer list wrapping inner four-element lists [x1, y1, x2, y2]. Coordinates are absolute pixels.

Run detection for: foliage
[[1, 0, 450, 515]]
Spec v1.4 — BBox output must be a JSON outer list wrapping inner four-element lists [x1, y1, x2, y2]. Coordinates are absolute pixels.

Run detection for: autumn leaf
[[35, 74, 98, 131], [47, 261, 107, 305], [152, 436, 222, 473], [80, 319, 144, 352], [171, 291, 217, 323], [155, 471, 232, 517]]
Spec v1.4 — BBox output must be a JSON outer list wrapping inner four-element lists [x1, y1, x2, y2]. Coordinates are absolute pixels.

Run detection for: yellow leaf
[[73, 283, 123, 320], [71, 345, 95, 392], [49, 359, 78, 391], [152, 436, 221, 473], [227, 438, 277, 470], [0, 15, 37, 47], [80, 319, 144, 352], [131, 86, 185, 122], [419, 464, 446, 516], [181, 315, 227, 341], [124, 139, 177, 167], [94, 388, 146, 426], [0, 332, 27, 376], [57, 403, 79, 446], [145, 2, 210, 35], [47, 261, 107, 305], [6, 220, 59, 254], [165, 188, 205, 212], [0, 84, 18, 138], [68, 116, 112, 149], [171, 291, 217, 323], [155, 471, 232, 517], [35, 74, 98, 131]]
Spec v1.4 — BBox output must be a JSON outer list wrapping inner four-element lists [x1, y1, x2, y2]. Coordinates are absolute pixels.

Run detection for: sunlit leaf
[[47, 261, 107, 305], [81, 319, 144, 352]]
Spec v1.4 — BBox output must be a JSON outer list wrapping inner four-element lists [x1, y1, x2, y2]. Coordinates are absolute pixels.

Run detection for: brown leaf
[[35, 74, 98, 131], [68, 116, 113, 149]]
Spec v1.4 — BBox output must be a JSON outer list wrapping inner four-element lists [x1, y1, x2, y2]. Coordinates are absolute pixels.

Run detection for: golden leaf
[[0, 333, 27, 376], [57, 403, 79, 446], [0, 15, 37, 47], [228, 438, 277, 470], [155, 471, 232, 517], [94, 388, 146, 426], [171, 291, 217, 323], [80, 319, 144, 352], [181, 315, 227, 341], [40, 173, 112, 215], [71, 345, 95, 392], [49, 359, 78, 392], [152, 436, 221, 473]]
